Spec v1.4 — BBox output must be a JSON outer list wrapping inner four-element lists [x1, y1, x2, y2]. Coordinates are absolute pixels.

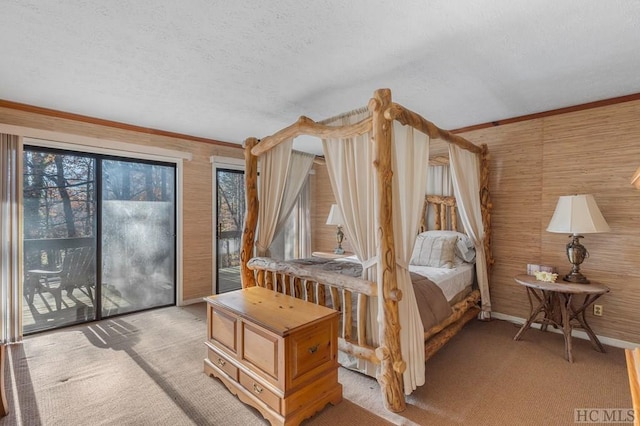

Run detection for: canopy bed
[[239, 89, 493, 413]]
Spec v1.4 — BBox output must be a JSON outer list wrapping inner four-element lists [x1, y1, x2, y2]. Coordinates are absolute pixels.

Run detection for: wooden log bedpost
[[240, 137, 259, 288], [370, 88, 406, 413], [480, 144, 494, 275]]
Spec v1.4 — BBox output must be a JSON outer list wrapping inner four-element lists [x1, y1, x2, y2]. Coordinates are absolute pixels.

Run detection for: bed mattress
[[408, 262, 475, 303], [335, 255, 475, 304]]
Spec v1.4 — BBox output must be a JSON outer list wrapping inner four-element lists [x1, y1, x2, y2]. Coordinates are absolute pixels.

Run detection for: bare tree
[[53, 155, 77, 237]]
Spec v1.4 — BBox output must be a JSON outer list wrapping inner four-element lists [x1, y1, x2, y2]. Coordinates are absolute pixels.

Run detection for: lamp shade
[[326, 204, 344, 226], [546, 194, 610, 234]]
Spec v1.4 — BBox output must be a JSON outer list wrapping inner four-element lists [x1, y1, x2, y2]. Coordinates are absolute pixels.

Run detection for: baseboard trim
[[492, 312, 640, 349], [178, 297, 206, 306]]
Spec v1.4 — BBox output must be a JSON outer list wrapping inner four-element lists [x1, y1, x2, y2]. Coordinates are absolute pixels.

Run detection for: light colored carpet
[[0, 303, 632, 425]]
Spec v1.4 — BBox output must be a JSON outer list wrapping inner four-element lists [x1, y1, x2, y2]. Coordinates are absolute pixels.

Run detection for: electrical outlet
[[593, 304, 603, 316]]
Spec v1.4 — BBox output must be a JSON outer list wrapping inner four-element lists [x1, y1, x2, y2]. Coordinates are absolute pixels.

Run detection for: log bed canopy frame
[[239, 88, 493, 413]]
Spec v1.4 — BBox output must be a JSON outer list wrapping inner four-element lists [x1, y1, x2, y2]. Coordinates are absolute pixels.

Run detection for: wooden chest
[[204, 286, 342, 425]]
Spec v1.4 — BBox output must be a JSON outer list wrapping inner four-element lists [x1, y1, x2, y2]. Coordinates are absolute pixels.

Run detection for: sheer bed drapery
[[256, 141, 315, 257], [274, 150, 315, 244], [449, 144, 491, 319], [322, 111, 430, 394], [256, 139, 292, 256], [390, 122, 430, 393], [322, 110, 379, 376]]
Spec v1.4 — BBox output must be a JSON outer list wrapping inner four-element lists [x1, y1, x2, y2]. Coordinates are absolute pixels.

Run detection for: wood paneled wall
[[310, 99, 640, 344], [0, 106, 243, 302], [310, 164, 354, 254], [464, 100, 640, 344]]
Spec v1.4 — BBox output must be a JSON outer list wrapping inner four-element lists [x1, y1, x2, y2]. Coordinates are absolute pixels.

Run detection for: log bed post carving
[[480, 144, 494, 275], [371, 88, 406, 413], [240, 137, 259, 288]]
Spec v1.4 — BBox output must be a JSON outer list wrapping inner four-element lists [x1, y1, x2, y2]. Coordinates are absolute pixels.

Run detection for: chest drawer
[[207, 347, 238, 381], [239, 371, 281, 413]]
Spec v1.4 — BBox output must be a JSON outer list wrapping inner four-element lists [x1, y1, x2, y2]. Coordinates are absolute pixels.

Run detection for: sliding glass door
[[22, 147, 176, 334], [101, 159, 176, 316], [23, 149, 97, 333], [215, 168, 245, 293]]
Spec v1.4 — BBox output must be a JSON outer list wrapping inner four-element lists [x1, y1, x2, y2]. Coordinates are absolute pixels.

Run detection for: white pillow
[[416, 230, 476, 263], [410, 233, 457, 268], [456, 240, 476, 263]]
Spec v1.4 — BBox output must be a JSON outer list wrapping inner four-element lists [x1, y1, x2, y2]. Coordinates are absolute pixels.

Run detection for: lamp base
[[334, 225, 345, 255], [563, 271, 590, 284], [563, 234, 591, 284]]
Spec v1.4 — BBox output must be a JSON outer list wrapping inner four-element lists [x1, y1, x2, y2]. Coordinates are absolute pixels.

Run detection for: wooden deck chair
[[25, 246, 96, 310], [60, 246, 96, 303]]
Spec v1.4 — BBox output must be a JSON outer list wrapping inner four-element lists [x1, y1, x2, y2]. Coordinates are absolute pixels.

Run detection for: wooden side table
[[513, 274, 609, 362]]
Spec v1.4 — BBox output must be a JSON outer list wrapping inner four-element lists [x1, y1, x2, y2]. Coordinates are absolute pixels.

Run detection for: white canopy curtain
[[390, 122, 430, 393], [256, 139, 293, 256], [288, 178, 312, 259], [321, 110, 379, 376], [1, 133, 23, 343], [426, 165, 453, 230], [449, 144, 491, 319], [322, 110, 377, 273], [427, 165, 452, 196], [322, 111, 428, 394], [273, 150, 315, 239]]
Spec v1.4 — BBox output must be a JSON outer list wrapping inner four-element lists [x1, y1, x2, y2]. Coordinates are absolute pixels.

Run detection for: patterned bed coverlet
[[287, 257, 453, 331]]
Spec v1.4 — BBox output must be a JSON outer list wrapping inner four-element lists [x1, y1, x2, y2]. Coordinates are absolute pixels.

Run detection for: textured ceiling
[[2, 1, 640, 154]]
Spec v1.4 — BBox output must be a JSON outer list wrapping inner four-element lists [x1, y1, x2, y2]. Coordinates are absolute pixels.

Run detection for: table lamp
[[546, 194, 610, 284], [326, 204, 345, 254]]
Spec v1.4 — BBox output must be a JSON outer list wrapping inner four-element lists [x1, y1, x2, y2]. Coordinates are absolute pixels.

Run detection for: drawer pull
[[252, 383, 263, 394], [308, 344, 319, 354], [217, 358, 226, 367]]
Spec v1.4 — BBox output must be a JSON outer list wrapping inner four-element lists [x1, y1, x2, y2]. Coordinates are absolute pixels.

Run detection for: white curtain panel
[[322, 110, 379, 376], [391, 122, 430, 394], [322, 110, 377, 273], [427, 165, 452, 196], [295, 178, 312, 259], [448, 144, 491, 319], [273, 150, 315, 236], [425, 165, 452, 230], [0, 134, 23, 343], [256, 139, 293, 256], [323, 111, 430, 394]]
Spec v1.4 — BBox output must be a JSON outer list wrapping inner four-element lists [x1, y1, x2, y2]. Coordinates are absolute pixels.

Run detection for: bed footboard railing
[[246, 257, 381, 365]]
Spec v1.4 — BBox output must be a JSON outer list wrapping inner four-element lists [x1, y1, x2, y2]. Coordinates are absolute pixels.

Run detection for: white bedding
[[337, 255, 474, 303], [409, 263, 475, 302]]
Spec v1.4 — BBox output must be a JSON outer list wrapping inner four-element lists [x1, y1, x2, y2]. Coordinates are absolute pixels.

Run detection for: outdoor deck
[[25, 266, 243, 334], [218, 266, 242, 294], [23, 283, 133, 334]]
